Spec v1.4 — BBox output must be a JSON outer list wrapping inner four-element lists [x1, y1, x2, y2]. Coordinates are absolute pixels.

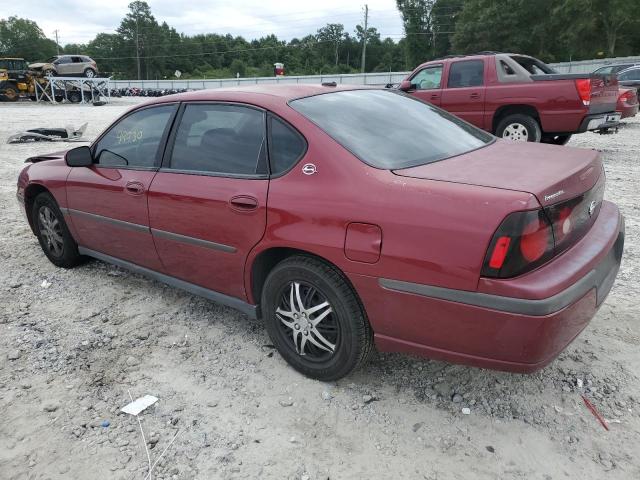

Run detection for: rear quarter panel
[[246, 106, 540, 303], [484, 80, 586, 133]]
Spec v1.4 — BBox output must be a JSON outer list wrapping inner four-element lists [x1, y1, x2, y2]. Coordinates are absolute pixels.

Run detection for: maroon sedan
[[17, 85, 624, 380], [617, 87, 639, 119]]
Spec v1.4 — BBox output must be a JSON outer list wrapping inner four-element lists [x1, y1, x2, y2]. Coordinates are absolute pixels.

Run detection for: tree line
[[1, 0, 639, 80]]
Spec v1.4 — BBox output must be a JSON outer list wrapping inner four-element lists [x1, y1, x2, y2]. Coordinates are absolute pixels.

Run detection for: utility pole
[[360, 4, 368, 73], [53, 30, 60, 55], [135, 16, 141, 80]]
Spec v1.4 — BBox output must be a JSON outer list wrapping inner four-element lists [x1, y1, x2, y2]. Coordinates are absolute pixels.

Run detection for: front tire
[[495, 114, 541, 142], [261, 255, 373, 381], [1, 84, 19, 102], [32, 192, 83, 268]]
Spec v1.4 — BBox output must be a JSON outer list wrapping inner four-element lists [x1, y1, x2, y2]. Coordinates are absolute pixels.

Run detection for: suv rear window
[[290, 89, 492, 169], [511, 56, 555, 74]]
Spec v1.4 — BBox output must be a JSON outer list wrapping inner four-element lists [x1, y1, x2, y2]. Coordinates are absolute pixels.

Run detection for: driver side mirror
[[399, 80, 415, 91], [65, 146, 93, 167]]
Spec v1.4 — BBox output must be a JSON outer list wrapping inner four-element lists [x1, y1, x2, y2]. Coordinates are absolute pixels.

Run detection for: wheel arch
[[247, 246, 358, 309], [492, 104, 541, 133], [24, 183, 50, 234]]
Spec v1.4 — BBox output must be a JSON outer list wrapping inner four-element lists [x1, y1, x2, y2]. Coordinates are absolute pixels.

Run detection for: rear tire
[[1, 84, 19, 102], [68, 91, 82, 103], [261, 255, 374, 381], [83, 68, 96, 78], [495, 114, 541, 142], [32, 192, 84, 268], [541, 134, 572, 145]]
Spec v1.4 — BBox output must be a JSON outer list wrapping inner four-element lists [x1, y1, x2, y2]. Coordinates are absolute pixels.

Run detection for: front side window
[[169, 104, 266, 175], [448, 60, 485, 88], [93, 104, 177, 168], [290, 89, 492, 169], [411, 65, 443, 90], [268, 116, 306, 174]]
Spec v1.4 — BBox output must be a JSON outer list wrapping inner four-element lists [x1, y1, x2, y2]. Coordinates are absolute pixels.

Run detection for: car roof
[[143, 84, 378, 105]]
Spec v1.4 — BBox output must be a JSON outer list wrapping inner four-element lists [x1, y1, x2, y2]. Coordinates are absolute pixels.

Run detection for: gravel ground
[[0, 99, 638, 480]]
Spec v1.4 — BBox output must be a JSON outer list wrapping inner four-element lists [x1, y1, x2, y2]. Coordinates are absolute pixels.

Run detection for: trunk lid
[[393, 140, 602, 207]]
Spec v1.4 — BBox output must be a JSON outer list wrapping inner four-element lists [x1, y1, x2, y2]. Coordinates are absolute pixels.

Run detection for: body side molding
[[78, 247, 257, 319]]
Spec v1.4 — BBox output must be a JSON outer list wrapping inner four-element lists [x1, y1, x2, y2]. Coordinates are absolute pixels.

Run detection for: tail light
[[481, 209, 554, 278], [620, 90, 636, 103], [575, 79, 592, 106], [482, 184, 604, 278]]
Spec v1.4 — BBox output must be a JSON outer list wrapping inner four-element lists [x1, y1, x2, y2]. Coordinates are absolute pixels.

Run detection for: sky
[[0, 0, 406, 45]]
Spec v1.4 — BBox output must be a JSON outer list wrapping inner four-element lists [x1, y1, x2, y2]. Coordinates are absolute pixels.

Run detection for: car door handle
[[470, 93, 481, 99], [430, 94, 440, 100], [125, 181, 145, 195], [229, 195, 258, 212]]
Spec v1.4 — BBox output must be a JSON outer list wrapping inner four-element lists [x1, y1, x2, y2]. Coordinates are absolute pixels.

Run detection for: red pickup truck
[[399, 52, 620, 144]]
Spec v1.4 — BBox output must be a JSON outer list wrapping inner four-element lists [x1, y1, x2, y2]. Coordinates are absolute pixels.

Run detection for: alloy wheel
[[275, 281, 339, 361], [38, 206, 64, 257]]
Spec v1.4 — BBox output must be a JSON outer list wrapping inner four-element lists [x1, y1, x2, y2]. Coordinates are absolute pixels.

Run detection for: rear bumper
[[578, 112, 621, 132], [349, 202, 624, 372], [620, 102, 639, 119]]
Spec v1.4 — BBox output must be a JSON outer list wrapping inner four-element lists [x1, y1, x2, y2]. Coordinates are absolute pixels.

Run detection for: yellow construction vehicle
[[0, 57, 33, 101]]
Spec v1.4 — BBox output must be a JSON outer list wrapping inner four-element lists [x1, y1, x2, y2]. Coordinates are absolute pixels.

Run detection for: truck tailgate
[[531, 73, 619, 114]]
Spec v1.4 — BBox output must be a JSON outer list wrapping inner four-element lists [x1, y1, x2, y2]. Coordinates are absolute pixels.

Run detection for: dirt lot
[[0, 99, 638, 480]]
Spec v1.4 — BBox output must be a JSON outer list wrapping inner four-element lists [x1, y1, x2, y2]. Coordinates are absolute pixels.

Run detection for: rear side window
[[620, 69, 640, 80], [290, 90, 492, 169], [448, 60, 484, 88], [94, 105, 176, 168], [268, 116, 306, 174], [169, 104, 266, 176]]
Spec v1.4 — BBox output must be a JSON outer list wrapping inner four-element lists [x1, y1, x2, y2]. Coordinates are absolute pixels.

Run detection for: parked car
[[617, 66, 640, 92], [399, 52, 621, 145], [16, 85, 624, 380], [617, 87, 639, 119], [29, 55, 98, 78], [593, 63, 638, 75]]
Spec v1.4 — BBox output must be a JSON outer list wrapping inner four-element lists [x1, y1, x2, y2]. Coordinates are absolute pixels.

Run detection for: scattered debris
[[101, 420, 110, 428], [121, 395, 158, 416], [486, 446, 495, 453], [582, 395, 609, 431], [7, 123, 88, 144], [40, 280, 51, 289], [461, 408, 471, 415]]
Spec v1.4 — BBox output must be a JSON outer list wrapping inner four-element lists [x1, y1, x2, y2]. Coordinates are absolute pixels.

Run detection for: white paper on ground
[[121, 395, 158, 416]]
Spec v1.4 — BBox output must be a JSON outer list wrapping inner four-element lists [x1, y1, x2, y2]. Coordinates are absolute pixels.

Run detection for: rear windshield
[[511, 56, 556, 75], [290, 89, 492, 169]]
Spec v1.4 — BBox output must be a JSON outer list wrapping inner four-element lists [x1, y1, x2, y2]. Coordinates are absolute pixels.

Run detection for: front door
[[408, 64, 444, 106], [440, 59, 487, 129], [66, 103, 178, 271], [148, 103, 270, 300]]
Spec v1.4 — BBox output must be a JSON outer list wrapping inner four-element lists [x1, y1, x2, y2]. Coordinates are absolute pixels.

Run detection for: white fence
[[110, 55, 640, 90], [549, 55, 640, 73], [111, 72, 409, 90]]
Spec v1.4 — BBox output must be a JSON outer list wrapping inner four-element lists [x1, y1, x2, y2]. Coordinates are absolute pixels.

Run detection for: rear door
[[148, 102, 269, 300], [66, 103, 178, 271], [55, 57, 72, 75], [440, 59, 487, 128], [407, 64, 443, 106]]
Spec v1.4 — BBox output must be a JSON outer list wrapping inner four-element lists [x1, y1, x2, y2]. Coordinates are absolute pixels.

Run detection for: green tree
[[0, 16, 58, 61], [317, 24, 347, 66], [396, 0, 434, 68]]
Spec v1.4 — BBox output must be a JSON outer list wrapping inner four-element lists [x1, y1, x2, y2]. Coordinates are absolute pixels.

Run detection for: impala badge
[[588, 200, 597, 216], [544, 190, 564, 202], [302, 163, 317, 175]]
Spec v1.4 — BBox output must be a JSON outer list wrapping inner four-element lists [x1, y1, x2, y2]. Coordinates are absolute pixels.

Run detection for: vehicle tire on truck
[[495, 113, 542, 142], [0, 82, 20, 101]]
